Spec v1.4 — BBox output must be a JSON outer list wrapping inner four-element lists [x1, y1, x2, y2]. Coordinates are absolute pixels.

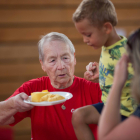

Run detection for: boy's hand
[[113, 54, 129, 89], [84, 62, 99, 83]]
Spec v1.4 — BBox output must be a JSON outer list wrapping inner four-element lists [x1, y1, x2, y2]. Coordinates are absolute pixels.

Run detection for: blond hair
[[73, 0, 117, 27], [126, 29, 140, 103]]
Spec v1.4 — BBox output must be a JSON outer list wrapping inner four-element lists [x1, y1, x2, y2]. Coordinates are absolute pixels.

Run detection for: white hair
[[38, 32, 75, 61]]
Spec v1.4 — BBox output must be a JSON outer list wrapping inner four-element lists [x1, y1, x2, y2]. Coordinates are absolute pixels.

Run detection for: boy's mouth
[[87, 43, 93, 47]]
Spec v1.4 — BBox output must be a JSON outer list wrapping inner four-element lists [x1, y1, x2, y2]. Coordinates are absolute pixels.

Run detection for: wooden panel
[[0, 8, 140, 24], [0, 27, 79, 42], [111, 0, 140, 4], [116, 9, 140, 20], [14, 135, 31, 140], [0, 25, 140, 43], [0, 59, 100, 92], [0, 63, 43, 77], [116, 26, 140, 36], [0, 119, 31, 131], [0, 0, 139, 5], [0, 82, 26, 95], [0, 9, 75, 23], [13, 118, 31, 131], [0, 0, 70, 5], [0, 57, 100, 77], [0, 44, 101, 60], [13, 118, 31, 140], [0, 45, 38, 59]]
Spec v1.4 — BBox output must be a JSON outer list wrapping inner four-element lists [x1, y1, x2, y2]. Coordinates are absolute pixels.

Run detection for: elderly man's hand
[[84, 62, 99, 83], [13, 93, 34, 112]]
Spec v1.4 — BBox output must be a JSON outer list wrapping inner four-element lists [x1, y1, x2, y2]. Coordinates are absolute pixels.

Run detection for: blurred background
[[0, 0, 139, 139]]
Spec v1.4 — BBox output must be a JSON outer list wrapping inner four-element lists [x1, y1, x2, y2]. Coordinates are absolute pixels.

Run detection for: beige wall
[[0, 0, 140, 139]]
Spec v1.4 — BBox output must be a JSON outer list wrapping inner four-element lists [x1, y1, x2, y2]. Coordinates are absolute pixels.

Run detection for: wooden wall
[[0, 0, 139, 139]]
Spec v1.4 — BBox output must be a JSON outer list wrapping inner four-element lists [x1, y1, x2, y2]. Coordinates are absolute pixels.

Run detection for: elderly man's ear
[[40, 60, 46, 72], [74, 53, 76, 65]]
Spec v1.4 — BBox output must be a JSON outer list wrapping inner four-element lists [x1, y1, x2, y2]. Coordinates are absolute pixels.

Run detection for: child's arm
[[84, 62, 99, 83], [98, 54, 131, 140]]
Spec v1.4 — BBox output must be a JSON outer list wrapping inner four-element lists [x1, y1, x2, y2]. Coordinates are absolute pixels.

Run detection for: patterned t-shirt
[[99, 36, 137, 117]]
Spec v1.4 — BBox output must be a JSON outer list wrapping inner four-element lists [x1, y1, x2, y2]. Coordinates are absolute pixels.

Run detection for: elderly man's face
[[40, 40, 76, 88]]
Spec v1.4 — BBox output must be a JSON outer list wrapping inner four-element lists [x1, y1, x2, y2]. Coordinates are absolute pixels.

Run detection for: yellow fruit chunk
[[31, 92, 50, 102], [42, 90, 48, 92], [48, 94, 65, 102], [40, 94, 55, 102]]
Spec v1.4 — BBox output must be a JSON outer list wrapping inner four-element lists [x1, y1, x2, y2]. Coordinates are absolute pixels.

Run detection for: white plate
[[24, 92, 73, 106]]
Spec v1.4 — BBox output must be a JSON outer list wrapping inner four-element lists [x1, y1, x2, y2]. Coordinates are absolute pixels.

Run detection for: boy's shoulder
[[100, 36, 127, 64], [111, 36, 127, 50], [102, 36, 127, 51], [114, 35, 127, 47]]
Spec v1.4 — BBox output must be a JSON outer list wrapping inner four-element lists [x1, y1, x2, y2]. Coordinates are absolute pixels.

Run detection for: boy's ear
[[40, 60, 46, 72], [103, 22, 112, 34]]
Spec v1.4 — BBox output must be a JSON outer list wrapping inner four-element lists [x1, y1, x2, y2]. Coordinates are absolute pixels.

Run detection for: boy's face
[[74, 19, 108, 49]]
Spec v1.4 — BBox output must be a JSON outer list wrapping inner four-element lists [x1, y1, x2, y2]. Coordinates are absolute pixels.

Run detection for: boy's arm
[[0, 93, 34, 125], [98, 54, 129, 140], [84, 62, 99, 83]]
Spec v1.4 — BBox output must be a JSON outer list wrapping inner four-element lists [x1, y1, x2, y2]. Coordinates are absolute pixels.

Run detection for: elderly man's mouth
[[58, 74, 66, 77]]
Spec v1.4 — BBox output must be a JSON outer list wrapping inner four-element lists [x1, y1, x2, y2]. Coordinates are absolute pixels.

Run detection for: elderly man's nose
[[57, 60, 65, 69]]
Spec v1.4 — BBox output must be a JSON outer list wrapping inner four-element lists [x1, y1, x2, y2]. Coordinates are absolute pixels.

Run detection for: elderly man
[[0, 32, 101, 140]]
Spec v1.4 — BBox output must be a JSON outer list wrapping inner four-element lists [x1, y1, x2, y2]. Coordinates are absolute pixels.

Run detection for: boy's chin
[[91, 45, 100, 49]]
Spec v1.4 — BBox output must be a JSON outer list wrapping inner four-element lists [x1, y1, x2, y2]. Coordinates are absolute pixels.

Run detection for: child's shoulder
[[112, 36, 127, 50]]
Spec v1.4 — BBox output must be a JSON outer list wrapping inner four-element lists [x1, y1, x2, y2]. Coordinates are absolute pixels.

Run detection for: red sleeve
[[82, 78, 102, 104], [75, 76, 102, 104], [95, 83, 102, 103], [90, 82, 102, 103]]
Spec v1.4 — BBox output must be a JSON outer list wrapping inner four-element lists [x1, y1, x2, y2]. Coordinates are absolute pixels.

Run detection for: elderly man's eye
[[50, 60, 55, 62]]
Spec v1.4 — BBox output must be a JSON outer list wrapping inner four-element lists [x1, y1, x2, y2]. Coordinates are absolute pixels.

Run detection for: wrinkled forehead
[[43, 40, 70, 50], [43, 40, 73, 57]]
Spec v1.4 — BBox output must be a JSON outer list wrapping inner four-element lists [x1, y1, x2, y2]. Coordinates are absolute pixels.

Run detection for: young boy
[[71, 0, 136, 140]]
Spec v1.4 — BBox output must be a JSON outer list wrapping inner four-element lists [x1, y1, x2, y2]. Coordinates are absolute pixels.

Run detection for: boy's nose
[[83, 37, 89, 43]]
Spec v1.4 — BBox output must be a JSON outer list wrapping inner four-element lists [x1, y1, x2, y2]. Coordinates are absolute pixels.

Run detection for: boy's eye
[[87, 34, 91, 37]]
